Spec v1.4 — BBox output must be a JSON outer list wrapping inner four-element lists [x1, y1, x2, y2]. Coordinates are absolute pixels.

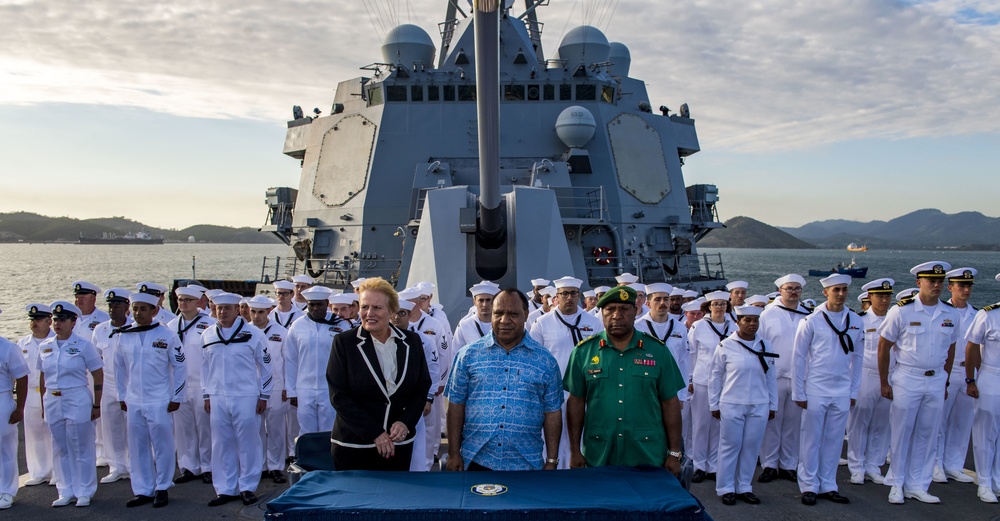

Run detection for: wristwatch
[[545, 458, 559, 465], [966, 377, 977, 384], [667, 450, 683, 459]]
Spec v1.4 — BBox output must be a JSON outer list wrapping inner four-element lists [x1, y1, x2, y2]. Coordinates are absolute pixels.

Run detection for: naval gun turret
[[263, 0, 728, 320]]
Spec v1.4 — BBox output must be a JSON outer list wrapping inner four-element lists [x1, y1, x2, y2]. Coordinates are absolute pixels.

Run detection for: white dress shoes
[[23, 476, 48, 486], [932, 466, 948, 483], [100, 471, 129, 484], [887, 486, 904, 504], [51, 496, 75, 507], [0, 493, 14, 509], [978, 486, 999, 503], [849, 473, 864, 485], [865, 472, 885, 484], [945, 469, 974, 483], [75, 496, 91, 507], [904, 489, 941, 504]]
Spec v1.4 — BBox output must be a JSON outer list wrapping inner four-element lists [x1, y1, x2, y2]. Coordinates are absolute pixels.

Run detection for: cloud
[[2, 0, 1000, 152]]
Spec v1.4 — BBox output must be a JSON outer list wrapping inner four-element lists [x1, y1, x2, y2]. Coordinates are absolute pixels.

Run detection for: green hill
[[697, 216, 816, 249], [0, 212, 280, 244]]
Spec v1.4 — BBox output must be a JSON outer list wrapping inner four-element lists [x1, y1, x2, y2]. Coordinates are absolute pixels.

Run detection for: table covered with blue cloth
[[265, 465, 713, 521]]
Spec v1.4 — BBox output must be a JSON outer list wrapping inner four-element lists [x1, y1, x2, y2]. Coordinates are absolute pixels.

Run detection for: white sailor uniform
[[167, 312, 216, 476], [407, 328, 440, 471], [269, 307, 304, 329], [202, 318, 273, 496], [689, 317, 733, 474], [114, 322, 186, 497], [934, 301, 978, 477], [452, 315, 491, 352], [1, 337, 30, 501], [407, 310, 451, 465], [284, 312, 347, 435], [258, 320, 289, 472], [17, 331, 55, 483], [92, 319, 131, 479], [846, 310, 893, 478], [74, 309, 109, 464], [269, 306, 303, 458], [967, 304, 1000, 490], [637, 313, 692, 450]]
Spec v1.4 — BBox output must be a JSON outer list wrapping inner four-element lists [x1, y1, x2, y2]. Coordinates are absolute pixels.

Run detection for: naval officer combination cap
[[615, 273, 639, 285], [774, 274, 806, 288], [247, 295, 276, 310], [273, 280, 296, 291], [858, 291, 870, 304], [50, 301, 82, 319], [946, 267, 977, 284], [301, 286, 333, 301], [135, 281, 167, 296], [735, 304, 764, 317], [766, 291, 779, 301], [862, 278, 895, 294], [26, 303, 52, 319], [469, 280, 501, 296], [129, 292, 160, 307], [745, 294, 769, 306], [726, 280, 749, 291], [211, 293, 243, 306], [820, 274, 852, 287], [104, 288, 131, 303], [530, 278, 551, 287], [175, 286, 203, 299], [72, 280, 101, 295], [895, 288, 919, 302], [645, 283, 673, 295], [596, 285, 637, 308], [705, 290, 730, 302], [292, 275, 315, 285], [910, 261, 951, 279]]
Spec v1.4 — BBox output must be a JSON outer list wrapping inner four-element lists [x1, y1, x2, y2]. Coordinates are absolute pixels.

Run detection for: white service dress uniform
[[452, 315, 491, 352], [1, 337, 30, 502], [935, 301, 978, 477], [168, 312, 216, 477], [846, 309, 893, 479], [17, 331, 55, 483], [284, 313, 346, 435], [258, 321, 289, 473], [689, 317, 733, 474], [407, 310, 452, 464], [114, 323, 187, 496], [407, 328, 440, 471], [92, 319, 131, 479], [967, 304, 1000, 490]]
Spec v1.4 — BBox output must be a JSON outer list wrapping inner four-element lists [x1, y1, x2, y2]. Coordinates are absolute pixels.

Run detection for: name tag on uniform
[[42, 348, 52, 353], [865, 328, 876, 333], [909, 322, 922, 326], [587, 369, 603, 376], [634, 359, 656, 366]]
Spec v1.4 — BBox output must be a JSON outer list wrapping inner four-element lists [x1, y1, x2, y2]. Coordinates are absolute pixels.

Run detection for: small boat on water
[[809, 257, 868, 278], [847, 242, 868, 252], [78, 230, 164, 245]]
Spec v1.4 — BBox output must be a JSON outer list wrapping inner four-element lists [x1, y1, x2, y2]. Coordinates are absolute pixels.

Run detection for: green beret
[[596, 285, 637, 308]]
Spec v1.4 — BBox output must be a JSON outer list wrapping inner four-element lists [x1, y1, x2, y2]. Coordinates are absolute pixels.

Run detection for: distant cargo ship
[[78, 230, 163, 245], [846, 242, 868, 252]]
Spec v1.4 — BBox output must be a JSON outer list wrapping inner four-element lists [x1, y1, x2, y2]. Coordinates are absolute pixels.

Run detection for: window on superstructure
[[576, 84, 596, 101], [386, 86, 407, 102], [543, 85, 555, 100], [411, 85, 424, 101], [505, 85, 525, 101], [428, 85, 440, 101], [369, 86, 384, 106], [601, 86, 615, 104], [527, 85, 540, 101], [444, 85, 456, 101], [559, 85, 572, 100], [458, 85, 476, 101]]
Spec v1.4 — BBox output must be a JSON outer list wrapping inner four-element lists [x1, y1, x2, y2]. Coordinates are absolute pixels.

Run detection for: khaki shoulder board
[[858, 310, 867, 316], [984, 303, 1000, 312], [897, 297, 915, 307]]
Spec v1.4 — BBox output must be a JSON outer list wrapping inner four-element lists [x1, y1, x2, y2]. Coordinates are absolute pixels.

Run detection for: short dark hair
[[497, 288, 529, 312]]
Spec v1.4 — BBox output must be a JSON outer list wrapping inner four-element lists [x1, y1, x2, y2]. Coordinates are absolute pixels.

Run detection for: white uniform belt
[[895, 365, 944, 377], [862, 367, 881, 376], [980, 365, 1000, 376]]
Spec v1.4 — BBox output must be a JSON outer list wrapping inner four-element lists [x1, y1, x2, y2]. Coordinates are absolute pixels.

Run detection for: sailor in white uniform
[[636, 283, 690, 403], [590, 286, 611, 317], [269, 281, 304, 328], [291, 274, 314, 311], [726, 280, 749, 322], [17, 304, 56, 487], [688, 290, 735, 482], [285, 286, 346, 435], [758, 274, 811, 483], [528, 278, 550, 313], [134, 282, 176, 325], [964, 273, 1000, 503], [633, 284, 650, 318], [668, 286, 687, 323], [792, 274, 862, 506], [91, 288, 132, 484], [680, 299, 704, 449], [201, 292, 273, 507], [529, 276, 604, 469], [452, 281, 499, 351], [389, 299, 439, 471], [114, 292, 186, 508], [71, 281, 111, 468], [879, 261, 961, 504], [330, 293, 359, 328], [846, 278, 895, 484], [527, 286, 556, 328], [932, 267, 979, 483], [615, 272, 639, 286], [247, 295, 288, 484], [38, 301, 104, 507], [0, 308, 30, 510], [167, 285, 216, 484], [709, 304, 777, 506]]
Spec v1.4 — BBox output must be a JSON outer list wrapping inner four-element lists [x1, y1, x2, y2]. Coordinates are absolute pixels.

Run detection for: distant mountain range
[[777, 209, 1000, 250], [0, 212, 281, 244], [697, 216, 816, 249]]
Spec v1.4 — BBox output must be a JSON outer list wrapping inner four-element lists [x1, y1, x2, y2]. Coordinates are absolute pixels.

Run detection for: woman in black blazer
[[326, 278, 432, 471]]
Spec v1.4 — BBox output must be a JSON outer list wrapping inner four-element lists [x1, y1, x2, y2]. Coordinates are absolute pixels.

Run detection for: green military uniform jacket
[[564, 330, 684, 467]]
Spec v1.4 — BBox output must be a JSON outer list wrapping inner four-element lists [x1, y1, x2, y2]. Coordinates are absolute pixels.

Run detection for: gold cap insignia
[[74, 283, 82, 291], [882, 281, 891, 290], [140, 285, 148, 292], [933, 265, 944, 274], [619, 289, 628, 301], [964, 270, 973, 279], [54, 305, 63, 312], [30, 306, 38, 314]]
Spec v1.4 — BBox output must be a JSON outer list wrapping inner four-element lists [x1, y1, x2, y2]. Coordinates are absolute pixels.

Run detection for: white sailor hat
[[553, 276, 583, 289], [705, 290, 730, 302], [910, 261, 951, 279], [726, 280, 749, 291], [273, 281, 296, 291], [681, 300, 703, 313], [774, 274, 806, 288], [631, 284, 647, 294], [645, 283, 673, 295], [530, 278, 551, 287], [583, 290, 596, 298], [72, 280, 101, 295], [185, 284, 208, 293], [995, 273, 1000, 282], [104, 288, 131, 303], [670, 287, 687, 297], [247, 295, 275, 310], [594, 286, 611, 294], [615, 272, 639, 285], [802, 298, 817, 308], [946, 267, 977, 283], [292, 275, 314, 285], [329, 293, 355, 305], [349, 278, 367, 289], [211, 292, 243, 306], [767, 291, 779, 301], [135, 281, 167, 296], [745, 295, 769, 306], [301, 286, 333, 301], [734, 304, 764, 317], [239, 297, 250, 306], [862, 278, 894, 293], [50, 301, 82, 319], [469, 281, 501, 296], [205, 289, 225, 300], [26, 303, 52, 319], [857, 291, 870, 303], [540, 287, 558, 298], [417, 282, 435, 295], [175, 286, 203, 299], [821, 274, 852, 288], [398, 287, 424, 302], [895, 288, 919, 301], [683, 290, 699, 299], [129, 292, 160, 307], [398, 299, 416, 311]]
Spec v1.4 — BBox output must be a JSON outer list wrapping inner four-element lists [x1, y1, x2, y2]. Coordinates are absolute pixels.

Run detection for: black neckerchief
[[735, 338, 779, 373], [644, 318, 674, 344], [112, 322, 160, 337], [176, 315, 203, 342], [474, 320, 487, 338], [708, 320, 730, 341], [204, 319, 250, 348], [308, 312, 343, 327], [264, 324, 272, 335], [555, 311, 584, 344], [821, 311, 854, 354], [727, 311, 737, 323], [778, 304, 810, 316], [276, 310, 295, 328]]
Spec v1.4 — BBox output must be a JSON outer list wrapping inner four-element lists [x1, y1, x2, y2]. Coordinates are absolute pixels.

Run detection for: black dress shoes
[[201, 472, 213, 484], [240, 491, 258, 505], [817, 491, 850, 504], [152, 490, 168, 508], [706, 472, 717, 481], [758, 467, 777, 483], [777, 468, 798, 482], [802, 492, 817, 506], [737, 492, 761, 505], [126, 495, 154, 507], [271, 470, 287, 484], [208, 494, 239, 507], [174, 469, 199, 484], [720, 493, 736, 506], [691, 470, 706, 483]]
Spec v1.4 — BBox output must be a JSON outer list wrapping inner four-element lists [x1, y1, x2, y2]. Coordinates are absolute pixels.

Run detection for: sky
[[2, 0, 999, 229]]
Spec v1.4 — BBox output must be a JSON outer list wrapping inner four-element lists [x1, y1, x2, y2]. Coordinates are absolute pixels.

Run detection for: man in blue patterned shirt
[[445, 289, 564, 471]]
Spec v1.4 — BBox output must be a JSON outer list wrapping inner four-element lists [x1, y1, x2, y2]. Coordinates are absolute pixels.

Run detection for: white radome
[[555, 106, 596, 148]]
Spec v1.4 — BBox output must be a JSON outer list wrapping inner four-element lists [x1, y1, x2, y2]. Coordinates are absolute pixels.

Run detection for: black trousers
[[331, 443, 414, 471]]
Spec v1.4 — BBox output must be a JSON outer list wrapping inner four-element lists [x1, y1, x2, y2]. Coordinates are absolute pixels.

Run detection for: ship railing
[[411, 185, 607, 224], [260, 256, 403, 288], [438, 19, 460, 55], [586, 252, 726, 289]]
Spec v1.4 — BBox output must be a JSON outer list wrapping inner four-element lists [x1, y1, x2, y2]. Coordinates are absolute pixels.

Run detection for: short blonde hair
[[357, 277, 399, 314]]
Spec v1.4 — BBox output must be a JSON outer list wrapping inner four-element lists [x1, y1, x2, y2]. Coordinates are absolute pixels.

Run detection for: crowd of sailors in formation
[[2, 261, 1000, 510]]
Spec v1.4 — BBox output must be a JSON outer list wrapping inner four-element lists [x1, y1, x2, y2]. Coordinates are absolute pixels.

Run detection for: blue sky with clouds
[[2, 0, 999, 229]]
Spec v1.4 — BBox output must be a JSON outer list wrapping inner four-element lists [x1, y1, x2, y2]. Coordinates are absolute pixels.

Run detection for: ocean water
[[1, 243, 997, 340]]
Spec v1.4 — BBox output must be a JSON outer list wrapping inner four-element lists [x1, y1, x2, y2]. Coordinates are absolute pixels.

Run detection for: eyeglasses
[[557, 291, 580, 297], [709, 302, 728, 307], [275, 291, 293, 296], [177, 298, 198, 303], [780, 286, 802, 292]]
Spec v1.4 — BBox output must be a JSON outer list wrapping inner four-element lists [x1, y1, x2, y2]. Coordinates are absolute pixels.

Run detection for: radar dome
[[607, 42, 631, 77], [381, 24, 435, 67], [557, 26, 610, 68], [555, 106, 596, 148]]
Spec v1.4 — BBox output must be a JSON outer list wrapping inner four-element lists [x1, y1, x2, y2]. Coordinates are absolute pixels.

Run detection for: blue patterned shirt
[[445, 331, 563, 470]]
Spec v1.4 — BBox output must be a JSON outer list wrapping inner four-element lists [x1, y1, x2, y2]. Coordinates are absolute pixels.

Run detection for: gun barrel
[[473, 0, 504, 244]]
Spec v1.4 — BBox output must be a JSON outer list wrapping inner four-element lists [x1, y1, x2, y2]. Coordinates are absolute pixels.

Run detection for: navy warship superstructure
[[263, 0, 727, 319]]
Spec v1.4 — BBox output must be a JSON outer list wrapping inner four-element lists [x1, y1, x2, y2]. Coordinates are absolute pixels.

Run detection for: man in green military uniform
[[565, 285, 685, 475]]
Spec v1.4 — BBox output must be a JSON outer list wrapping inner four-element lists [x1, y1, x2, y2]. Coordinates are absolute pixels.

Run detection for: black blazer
[[326, 324, 432, 447]]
